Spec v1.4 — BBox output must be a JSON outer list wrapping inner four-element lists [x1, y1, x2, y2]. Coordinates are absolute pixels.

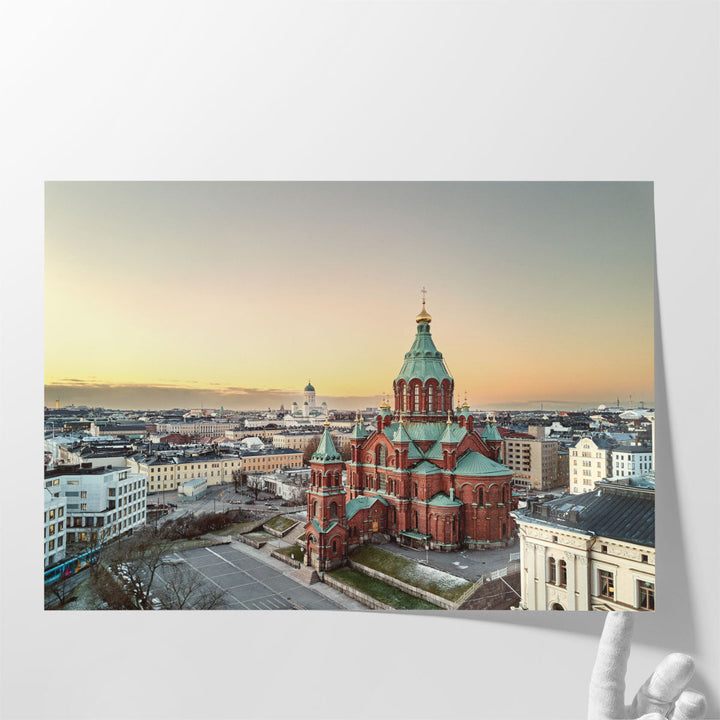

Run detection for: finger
[[588, 612, 634, 720], [631, 654, 695, 718], [671, 690, 707, 720]]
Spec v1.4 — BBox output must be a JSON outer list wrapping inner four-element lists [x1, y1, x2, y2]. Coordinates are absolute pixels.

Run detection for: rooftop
[[514, 484, 654, 547]]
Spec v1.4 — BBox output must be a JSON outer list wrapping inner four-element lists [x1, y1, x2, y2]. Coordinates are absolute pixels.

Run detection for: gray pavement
[[377, 538, 518, 582], [161, 540, 366, 611]]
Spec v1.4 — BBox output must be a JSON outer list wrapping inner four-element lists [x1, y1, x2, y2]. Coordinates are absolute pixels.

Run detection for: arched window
[[332, 539, 338, 555], [428, 385, 435, 412], [478, 487, 484, 505], [548, 557, 557, 583], [414, 482, 419, 497], [329, 502, 338, 518], [559, 560, 568, 587], [378, 445, 387, 467], [414, 384, 420, 412]]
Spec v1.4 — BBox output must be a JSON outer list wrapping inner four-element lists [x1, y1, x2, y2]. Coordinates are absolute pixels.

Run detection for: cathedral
[[282, 380, 328, 427], [304, 297, 517, 572]]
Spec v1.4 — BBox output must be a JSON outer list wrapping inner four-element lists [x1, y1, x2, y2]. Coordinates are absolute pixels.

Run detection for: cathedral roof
[[454, 450, 510, 477], [311, 425, 341, 463], [395, 321, 452, 385], [392, 422, 412, 444], [410, 460, 442, 475], [310, 518, 340, 535], [440, 422, 468, 445], [346, 495, 389, 521], [350, 420, 368, 440], [304, 381, 315, 392], [481, 422, 503, 442], [427, 492, 463, 507], [383, 421, 446, 444]]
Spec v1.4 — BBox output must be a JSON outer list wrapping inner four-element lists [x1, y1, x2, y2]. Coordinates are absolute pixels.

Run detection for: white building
[[44, 467, 147, 546], [155, 420, 239, 436], [512, 481, 655, 611], [44, 489, 68, 567], [247, 469, 310, 503], [568, 436, 615, 494], [178, 476, 208, 500], [612, 445, 653, 478], [44, 434, 81, 467]]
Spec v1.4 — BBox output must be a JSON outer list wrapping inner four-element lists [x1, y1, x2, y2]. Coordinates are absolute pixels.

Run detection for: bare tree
[[153, 562, 228, 609], [302, 438, 320, 465], [101, 529, 174, 610], [232, 469, 247, 493]]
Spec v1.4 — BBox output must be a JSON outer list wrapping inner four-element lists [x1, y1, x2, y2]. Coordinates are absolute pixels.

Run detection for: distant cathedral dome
[[304, 380, 315, 392]]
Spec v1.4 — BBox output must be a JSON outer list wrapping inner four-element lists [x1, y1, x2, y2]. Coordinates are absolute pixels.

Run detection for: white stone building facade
[[44, 490, 68, 567], [44, 468, 147, 546], [569, 437, 614, 494], [612, 445, 653, 478]]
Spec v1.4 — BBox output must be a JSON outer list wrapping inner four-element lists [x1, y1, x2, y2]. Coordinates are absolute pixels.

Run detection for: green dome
[[304, 381, 315, 392], [395, 322, 452, 385]]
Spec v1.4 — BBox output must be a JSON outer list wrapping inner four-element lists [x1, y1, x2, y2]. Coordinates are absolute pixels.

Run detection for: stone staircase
[[292, 565, 320, 585], [283, 522, 305, 546]]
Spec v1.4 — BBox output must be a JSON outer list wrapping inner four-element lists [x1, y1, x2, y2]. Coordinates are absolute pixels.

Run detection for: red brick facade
[[304, 304, 517, 571]]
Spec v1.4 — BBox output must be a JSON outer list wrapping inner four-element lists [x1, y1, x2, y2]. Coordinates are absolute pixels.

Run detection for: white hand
[[588, 613, 706, 720]]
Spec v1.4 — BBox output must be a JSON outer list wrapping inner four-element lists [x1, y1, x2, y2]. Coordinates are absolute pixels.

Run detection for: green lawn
[[244, 530, 273, 542], [350, 546, 472, 602], [328, 567, 441, 610], [276, 545, 305, 563], [215, 519, 266, 536], [264, 516, 298, 533]]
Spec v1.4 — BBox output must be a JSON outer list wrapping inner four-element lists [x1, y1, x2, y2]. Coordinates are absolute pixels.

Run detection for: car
[[268, 505, 279, 510], [168, 503, 177, 508], [246, 500, 255, 505]]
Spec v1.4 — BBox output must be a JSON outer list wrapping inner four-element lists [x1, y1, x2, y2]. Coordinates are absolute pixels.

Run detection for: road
[[148, 484, 299, 526]]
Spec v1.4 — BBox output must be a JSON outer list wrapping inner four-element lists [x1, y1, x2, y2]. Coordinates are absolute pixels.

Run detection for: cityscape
[[44, 182, 655, 612]]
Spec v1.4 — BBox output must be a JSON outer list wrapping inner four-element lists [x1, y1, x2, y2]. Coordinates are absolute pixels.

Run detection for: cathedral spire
[[415, 286, 432, 324]]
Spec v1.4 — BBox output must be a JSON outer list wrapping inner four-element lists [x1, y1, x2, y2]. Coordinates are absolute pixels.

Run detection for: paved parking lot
[[165, 543, 352, 610]]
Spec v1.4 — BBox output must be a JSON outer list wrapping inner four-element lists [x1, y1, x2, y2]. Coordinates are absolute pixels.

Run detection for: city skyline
[[45, 182, 655, 411]]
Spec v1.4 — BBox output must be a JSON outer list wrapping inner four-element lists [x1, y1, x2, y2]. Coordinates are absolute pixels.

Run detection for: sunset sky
[[45, 182, 655, 411]]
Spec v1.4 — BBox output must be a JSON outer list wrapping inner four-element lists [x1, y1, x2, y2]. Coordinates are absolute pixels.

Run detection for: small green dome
[[304, 380, 315, 392]]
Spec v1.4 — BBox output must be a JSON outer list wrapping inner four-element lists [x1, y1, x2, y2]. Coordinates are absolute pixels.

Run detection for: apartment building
[[512, 480, 655, 611], [129, 448, 303, 494], [44, 489, 68, 567], [503, 436, 560, 491], [44, 466, 147, 546], [272, 432, 321, 451], [155, 420, 239, 436], [568, 436, 615, 494], [612, 445, 653, 478]]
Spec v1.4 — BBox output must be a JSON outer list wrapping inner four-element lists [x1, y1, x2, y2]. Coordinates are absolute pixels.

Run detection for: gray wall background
[[1, 1, 718, 718]]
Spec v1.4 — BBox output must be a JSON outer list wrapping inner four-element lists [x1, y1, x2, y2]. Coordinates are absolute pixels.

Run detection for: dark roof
[[515, 485, 654, 547], [613, 444, 652, 454]]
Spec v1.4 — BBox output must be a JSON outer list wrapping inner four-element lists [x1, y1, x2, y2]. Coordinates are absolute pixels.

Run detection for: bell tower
[[304, 418, 348, 572]]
